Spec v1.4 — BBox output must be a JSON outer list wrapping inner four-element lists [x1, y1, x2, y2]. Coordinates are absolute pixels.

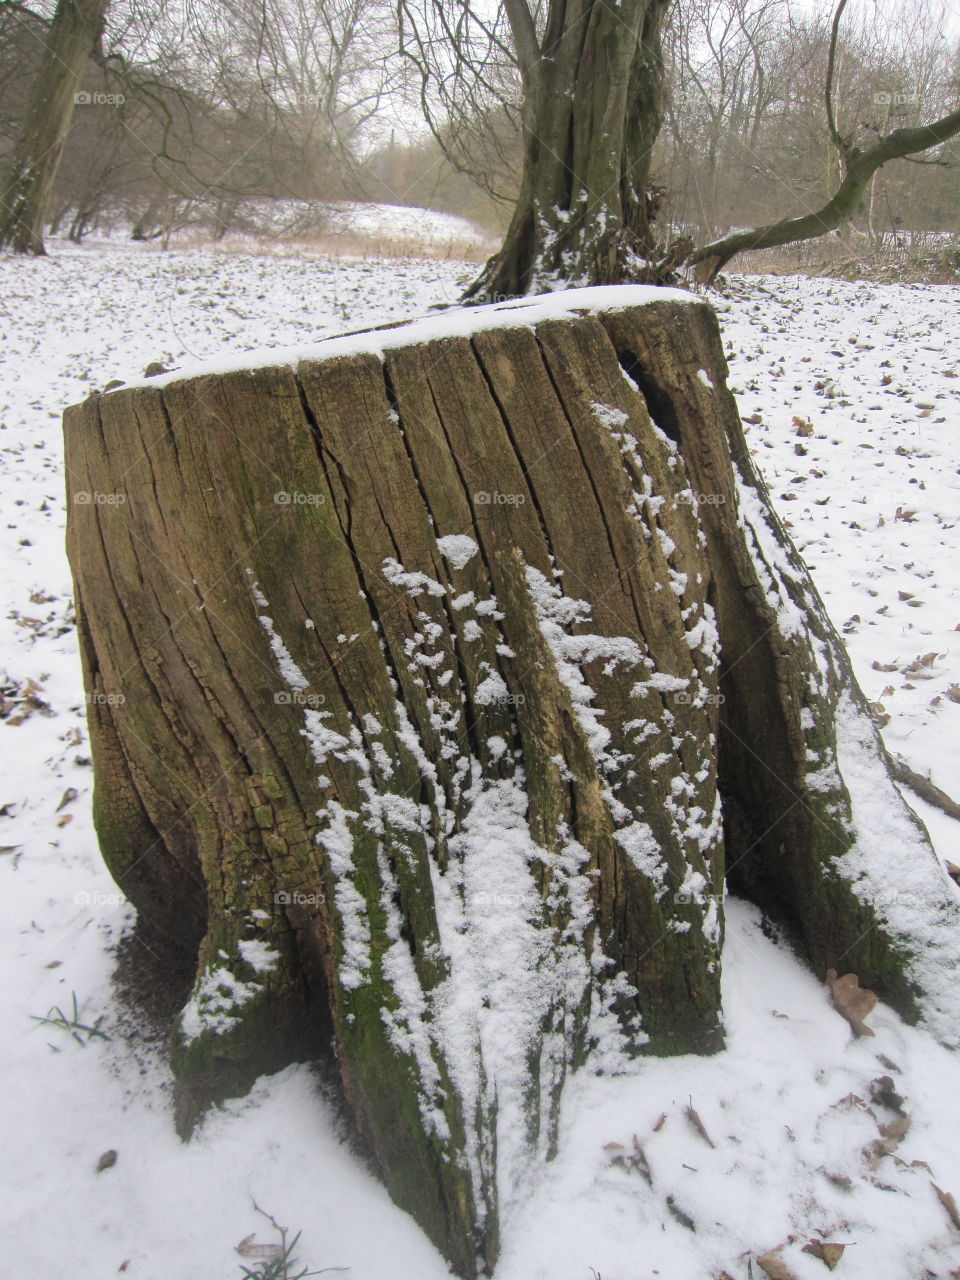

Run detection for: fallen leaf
[[685, 1101, 716, 1149], [236, 1235, 284, 1261], [879, 1114, 911, 1143], [631, 1134, 653, 1185], [803, 1240, 846, 1269], [826, 969, 877, 1036], [932, 1182, 960, 1230], [757, 1246, 799, 1279], [866, 1114, 912, 1166], [56, 787, 79, 812], [96, 1149, 117, 1172]]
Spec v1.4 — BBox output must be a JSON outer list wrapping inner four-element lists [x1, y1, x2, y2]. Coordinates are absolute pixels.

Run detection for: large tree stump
[[64, 288, 960, 1277]]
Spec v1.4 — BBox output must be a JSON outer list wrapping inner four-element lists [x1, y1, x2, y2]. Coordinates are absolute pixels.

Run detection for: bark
[[0, 0, 109, 256], [464, 0, 671, 301], [64, 292, 960, 1276]]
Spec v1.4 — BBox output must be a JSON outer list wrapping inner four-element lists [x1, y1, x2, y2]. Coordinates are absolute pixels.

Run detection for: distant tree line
[[0, 0, 957, 267]]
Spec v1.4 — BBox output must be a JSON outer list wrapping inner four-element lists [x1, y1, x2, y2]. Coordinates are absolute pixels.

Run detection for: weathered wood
[[64, 291, 960, 1278]]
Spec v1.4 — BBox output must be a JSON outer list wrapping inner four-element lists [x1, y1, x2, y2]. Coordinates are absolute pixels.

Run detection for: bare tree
[[398, 0, 676, 299], [0, 0, 110, 254], [397, 0, 959, 296], [685, 0, 960, 280]]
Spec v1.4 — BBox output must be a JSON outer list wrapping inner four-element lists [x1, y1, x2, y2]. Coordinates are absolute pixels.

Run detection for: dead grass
[[164, 227, 497, 264], [734, 233, 960, 285]]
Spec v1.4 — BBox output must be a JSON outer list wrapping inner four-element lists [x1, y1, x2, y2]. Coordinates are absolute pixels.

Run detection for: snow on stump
[[63, 287, 960, 1278]]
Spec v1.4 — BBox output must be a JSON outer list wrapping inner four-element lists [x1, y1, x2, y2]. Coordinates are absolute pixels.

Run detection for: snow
[[115, 282, 695, 391], [436, 533, 480, 571], [2, 239, 960, 1278], [237, 939, 281, 974], [179, 966, 260, 1042]]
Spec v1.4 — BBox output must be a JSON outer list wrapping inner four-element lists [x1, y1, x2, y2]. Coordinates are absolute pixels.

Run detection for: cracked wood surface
[[64, 296, 950, 1278]]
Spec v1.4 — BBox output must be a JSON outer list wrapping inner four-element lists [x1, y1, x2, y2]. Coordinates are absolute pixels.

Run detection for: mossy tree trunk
[[64, 292, 960, 1278], [464, 0, 671, 302]]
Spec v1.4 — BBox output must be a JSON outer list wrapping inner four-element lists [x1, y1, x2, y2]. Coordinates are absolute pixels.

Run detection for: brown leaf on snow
[[630, 1134, 653, 1185], [651, 1112, 667, 1133], [685, 1101, 716, 1149], [865, 1113, 911, 1166], [826, 970, 877, 1037], [757, 1246, 800, 1279], [235, 1234, 284, 1261], [879, 1114, 911, 1144], [56, 787, 79, 812], [803, 1240, 846, 1269], [932, 1182, 960, 1230]]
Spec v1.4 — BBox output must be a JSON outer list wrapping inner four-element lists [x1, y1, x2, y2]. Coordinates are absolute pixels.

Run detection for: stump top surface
[[93, 284, 702, 399]]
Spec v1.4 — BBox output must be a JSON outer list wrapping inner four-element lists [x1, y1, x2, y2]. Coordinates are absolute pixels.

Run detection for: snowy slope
[[1, 245, 959, 1279], [63, 198, 497, 258]]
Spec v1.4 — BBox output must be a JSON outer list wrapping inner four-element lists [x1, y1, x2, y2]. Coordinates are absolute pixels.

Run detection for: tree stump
[[64, 288, 960, 1278]]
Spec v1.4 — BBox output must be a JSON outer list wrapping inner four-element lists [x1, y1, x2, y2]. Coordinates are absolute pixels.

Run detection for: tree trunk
[[465, 0, 670, 301], [0, 0, 109, 256], [64, 290, 960, 1277]]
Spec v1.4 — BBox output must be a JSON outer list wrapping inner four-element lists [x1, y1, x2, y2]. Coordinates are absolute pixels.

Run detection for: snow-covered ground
[[1, 241, 959, 1279], [73, 198, 497, 259]]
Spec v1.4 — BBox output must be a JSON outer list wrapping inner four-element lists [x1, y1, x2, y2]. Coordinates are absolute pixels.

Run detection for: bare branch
[[824, 0, 850, 156]]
